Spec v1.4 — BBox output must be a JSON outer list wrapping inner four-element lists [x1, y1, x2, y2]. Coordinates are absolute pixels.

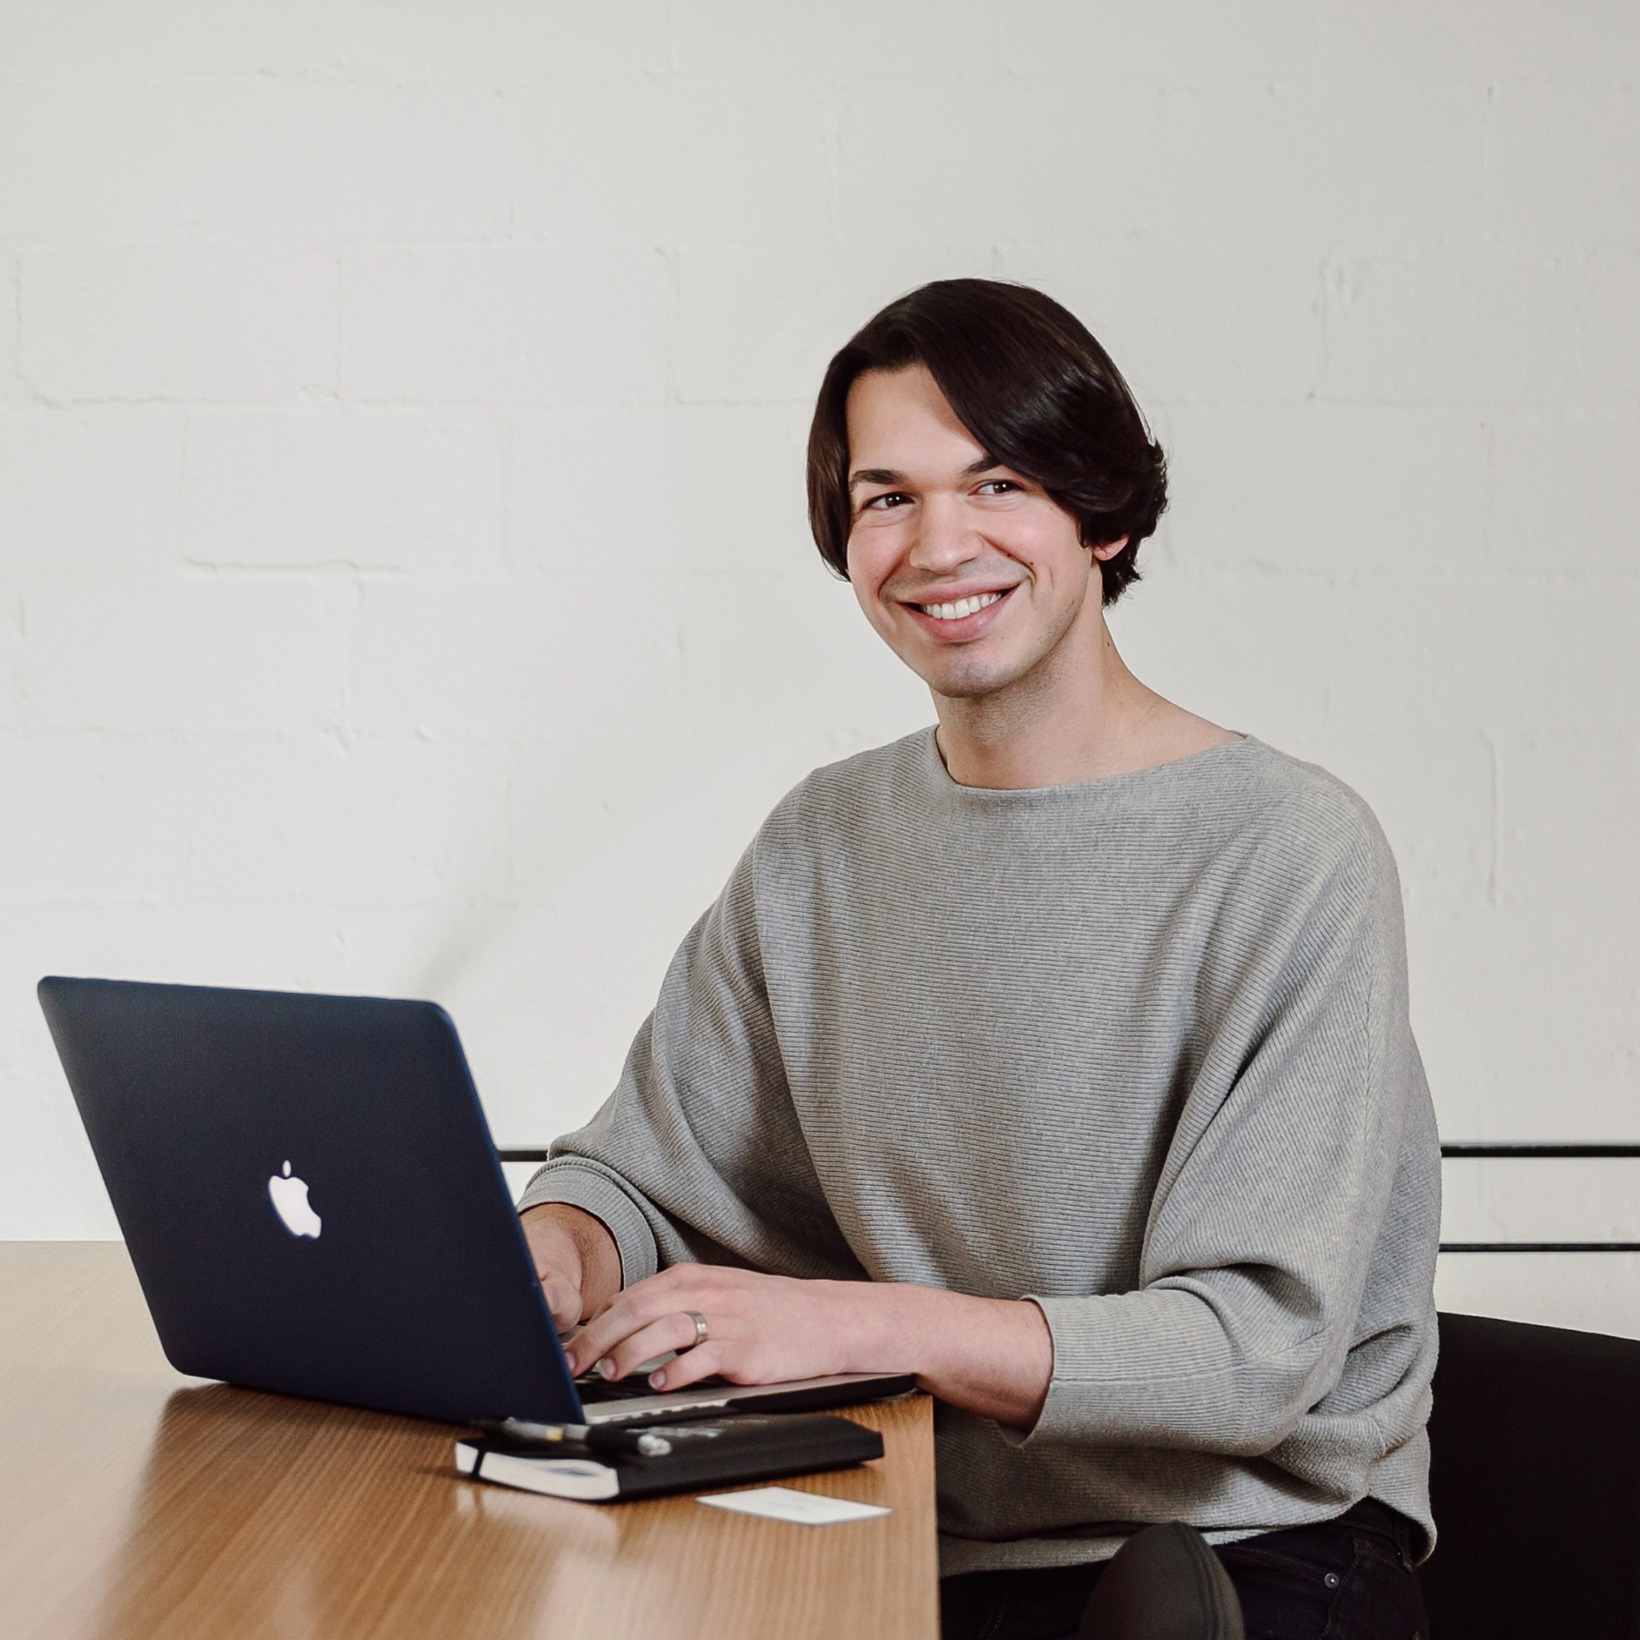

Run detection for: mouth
[[899, 585, 1015, 640], [915, 590, 1006, 622]]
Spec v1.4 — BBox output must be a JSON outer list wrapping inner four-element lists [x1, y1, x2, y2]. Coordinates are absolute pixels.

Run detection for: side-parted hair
[[805, 279, 1167, 606]]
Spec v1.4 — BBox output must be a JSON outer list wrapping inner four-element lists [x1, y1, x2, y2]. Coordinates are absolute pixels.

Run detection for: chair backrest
[[1424, 1311, 1640, 1639]]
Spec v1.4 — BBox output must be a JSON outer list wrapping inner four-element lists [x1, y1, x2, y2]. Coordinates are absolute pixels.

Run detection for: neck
[[931, 614, 1227, 790], [930, 610, 1129, 789]]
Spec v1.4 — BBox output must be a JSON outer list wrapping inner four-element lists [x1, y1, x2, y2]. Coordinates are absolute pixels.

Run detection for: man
[[518, 280, 1439, 1640]]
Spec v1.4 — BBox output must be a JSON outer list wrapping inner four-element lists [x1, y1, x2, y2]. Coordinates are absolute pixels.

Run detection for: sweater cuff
[[1017, 1291, 1230, 1448], [516, 1160, 659, 1288]]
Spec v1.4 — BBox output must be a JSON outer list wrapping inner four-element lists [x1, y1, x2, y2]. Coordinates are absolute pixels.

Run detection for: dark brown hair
[[805, 279, 1166, 606]]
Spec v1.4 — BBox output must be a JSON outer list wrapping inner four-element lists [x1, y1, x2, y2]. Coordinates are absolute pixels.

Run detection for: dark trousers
[[941, 1501, 1429, 1640]]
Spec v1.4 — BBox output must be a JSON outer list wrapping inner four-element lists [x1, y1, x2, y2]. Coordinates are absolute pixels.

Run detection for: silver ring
[[684, 1309, 709, 1349]]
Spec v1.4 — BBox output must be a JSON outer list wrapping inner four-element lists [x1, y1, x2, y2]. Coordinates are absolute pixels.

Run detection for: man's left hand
[[562, 1264, 868, 1391], [562, 1263, 1054, 1430]]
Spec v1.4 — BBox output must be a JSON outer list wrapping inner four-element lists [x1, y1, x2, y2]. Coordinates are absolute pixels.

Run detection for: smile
[[917, 591, 1005, 622]]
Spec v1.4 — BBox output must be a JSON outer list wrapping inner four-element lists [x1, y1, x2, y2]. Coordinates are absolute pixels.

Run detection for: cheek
[[845, 541, 907, 642], [1020, 528, 1095, 592], [844, 532, 890, 600], [850, 570, 892, 637]]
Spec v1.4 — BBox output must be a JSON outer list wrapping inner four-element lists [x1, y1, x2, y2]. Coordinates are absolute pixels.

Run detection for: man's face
[[844, 364, 1120, 706]]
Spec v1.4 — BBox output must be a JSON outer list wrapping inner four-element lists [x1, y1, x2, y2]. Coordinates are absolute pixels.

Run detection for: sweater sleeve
[[516, 839, 864, 1289], [1022, 798, 1431, 1457]]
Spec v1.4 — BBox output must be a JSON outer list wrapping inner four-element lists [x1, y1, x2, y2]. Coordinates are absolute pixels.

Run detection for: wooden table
[[1, 1244, 939, 1640]]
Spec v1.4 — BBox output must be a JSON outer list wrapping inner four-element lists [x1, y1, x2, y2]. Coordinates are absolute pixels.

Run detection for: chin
[[921, 657, 1022, 701], [930, 676, 1002, 702]]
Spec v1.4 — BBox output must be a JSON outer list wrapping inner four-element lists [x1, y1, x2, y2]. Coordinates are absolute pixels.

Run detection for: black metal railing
[[501, 1146, 1640, 1253], [1437, 1144, 1640, 1253]]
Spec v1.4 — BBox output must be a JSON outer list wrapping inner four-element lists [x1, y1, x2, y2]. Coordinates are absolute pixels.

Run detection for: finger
[[647, 1340, 728, 1392], [590, 1311, 707, 1383], [564, 1297, 644, 1375], [568, 1282, 701, 1373], [567, 1264, 757, 1373]]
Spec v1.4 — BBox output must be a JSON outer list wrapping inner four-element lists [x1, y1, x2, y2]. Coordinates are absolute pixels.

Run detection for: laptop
[[38, 977, 913, 1427]]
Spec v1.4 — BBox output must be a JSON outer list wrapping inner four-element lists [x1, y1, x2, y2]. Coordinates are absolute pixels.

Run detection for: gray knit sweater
[[520, 730, 1441, 1575]]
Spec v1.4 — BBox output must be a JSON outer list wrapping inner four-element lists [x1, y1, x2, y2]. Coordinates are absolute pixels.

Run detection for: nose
[[906, 493, 981, 575]]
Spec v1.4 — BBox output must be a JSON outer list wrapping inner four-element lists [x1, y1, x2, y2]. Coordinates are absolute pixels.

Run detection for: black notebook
[[454, 1413, 884, 1502]]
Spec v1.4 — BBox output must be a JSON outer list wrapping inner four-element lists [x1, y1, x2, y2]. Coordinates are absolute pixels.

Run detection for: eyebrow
[[847, 454, 1004, 491]]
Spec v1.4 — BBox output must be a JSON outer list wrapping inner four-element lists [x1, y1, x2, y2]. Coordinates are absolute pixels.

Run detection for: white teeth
[[922, 591, 1004, 622]]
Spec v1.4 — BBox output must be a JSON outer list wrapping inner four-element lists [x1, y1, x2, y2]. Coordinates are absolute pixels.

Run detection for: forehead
[[844, 364, 984, 473]]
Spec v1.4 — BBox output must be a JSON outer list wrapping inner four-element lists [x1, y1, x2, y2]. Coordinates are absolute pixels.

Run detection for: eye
[[861, 491, 912, 512], [976, 479, 1020, 496]]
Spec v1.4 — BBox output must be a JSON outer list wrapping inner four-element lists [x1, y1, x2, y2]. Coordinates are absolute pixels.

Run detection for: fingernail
[[649, 1370, 667, 1389], [597, 1358, 616, 1379]]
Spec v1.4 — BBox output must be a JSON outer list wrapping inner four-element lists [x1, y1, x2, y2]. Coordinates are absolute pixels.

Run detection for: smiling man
[[517, 280, 1440, 1640]]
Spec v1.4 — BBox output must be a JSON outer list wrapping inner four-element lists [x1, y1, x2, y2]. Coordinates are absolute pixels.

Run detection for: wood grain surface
[[1, 1243, 939, 1640]]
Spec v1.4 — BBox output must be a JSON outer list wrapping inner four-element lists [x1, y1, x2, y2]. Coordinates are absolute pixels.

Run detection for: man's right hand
[[520, 1202, 623, 1332]]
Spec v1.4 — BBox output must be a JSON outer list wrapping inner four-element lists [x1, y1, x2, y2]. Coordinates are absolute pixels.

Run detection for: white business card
[[697, 1486, 891, 1526]]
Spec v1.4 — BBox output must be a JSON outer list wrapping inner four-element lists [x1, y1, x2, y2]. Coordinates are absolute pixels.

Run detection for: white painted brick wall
[[0, 733, 188, 907], [1157, 403, 1489, 575], [1489, 413, 1640, 571], [1321, 250, 1640, 406], [179, 82, 514, 245], [180, 736, 515, 907], [507, 404, 803, 576], [3, 407, 184, 569], [20, 578, 351, 734], [22, 244, 339, 402], [341, 245, 670, 404], [507, 82, 832, 246], [2, 3, 1637, 1344], [994, 245, 1326, 407], [670, 0, 995, 79], [0, 585, 21, 734], [0, 256, 20, 408], [674, 241, 1006, 402], [181, 409, 508, 571]]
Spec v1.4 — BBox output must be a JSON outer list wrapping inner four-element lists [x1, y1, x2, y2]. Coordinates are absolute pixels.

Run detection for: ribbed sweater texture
[[520, 730, 1441, 1575]]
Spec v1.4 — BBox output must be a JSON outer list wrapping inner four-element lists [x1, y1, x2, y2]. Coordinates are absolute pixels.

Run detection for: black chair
[[1423, 1311, 1640, 1638], [1078, 1521, 1244, 1640], [1075, 1311, 1640, 1639]]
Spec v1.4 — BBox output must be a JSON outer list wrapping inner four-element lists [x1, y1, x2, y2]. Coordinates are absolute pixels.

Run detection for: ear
[[1087, 535, 1129, 563]]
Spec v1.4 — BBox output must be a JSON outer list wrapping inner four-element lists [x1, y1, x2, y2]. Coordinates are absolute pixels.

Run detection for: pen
[[483, 1416, 673, 1457]]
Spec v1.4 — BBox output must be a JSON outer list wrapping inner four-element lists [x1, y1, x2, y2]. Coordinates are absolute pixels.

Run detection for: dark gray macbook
[[38, 977, 912, 1427]]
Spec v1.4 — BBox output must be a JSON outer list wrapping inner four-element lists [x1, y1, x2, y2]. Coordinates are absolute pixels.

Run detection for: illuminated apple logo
[[268, 1160, 322, 1239]]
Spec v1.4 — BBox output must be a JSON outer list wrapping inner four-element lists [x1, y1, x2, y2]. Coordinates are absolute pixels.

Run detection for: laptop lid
[[38, 977, 583, 1427], [39, 977, 917, 1429]]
